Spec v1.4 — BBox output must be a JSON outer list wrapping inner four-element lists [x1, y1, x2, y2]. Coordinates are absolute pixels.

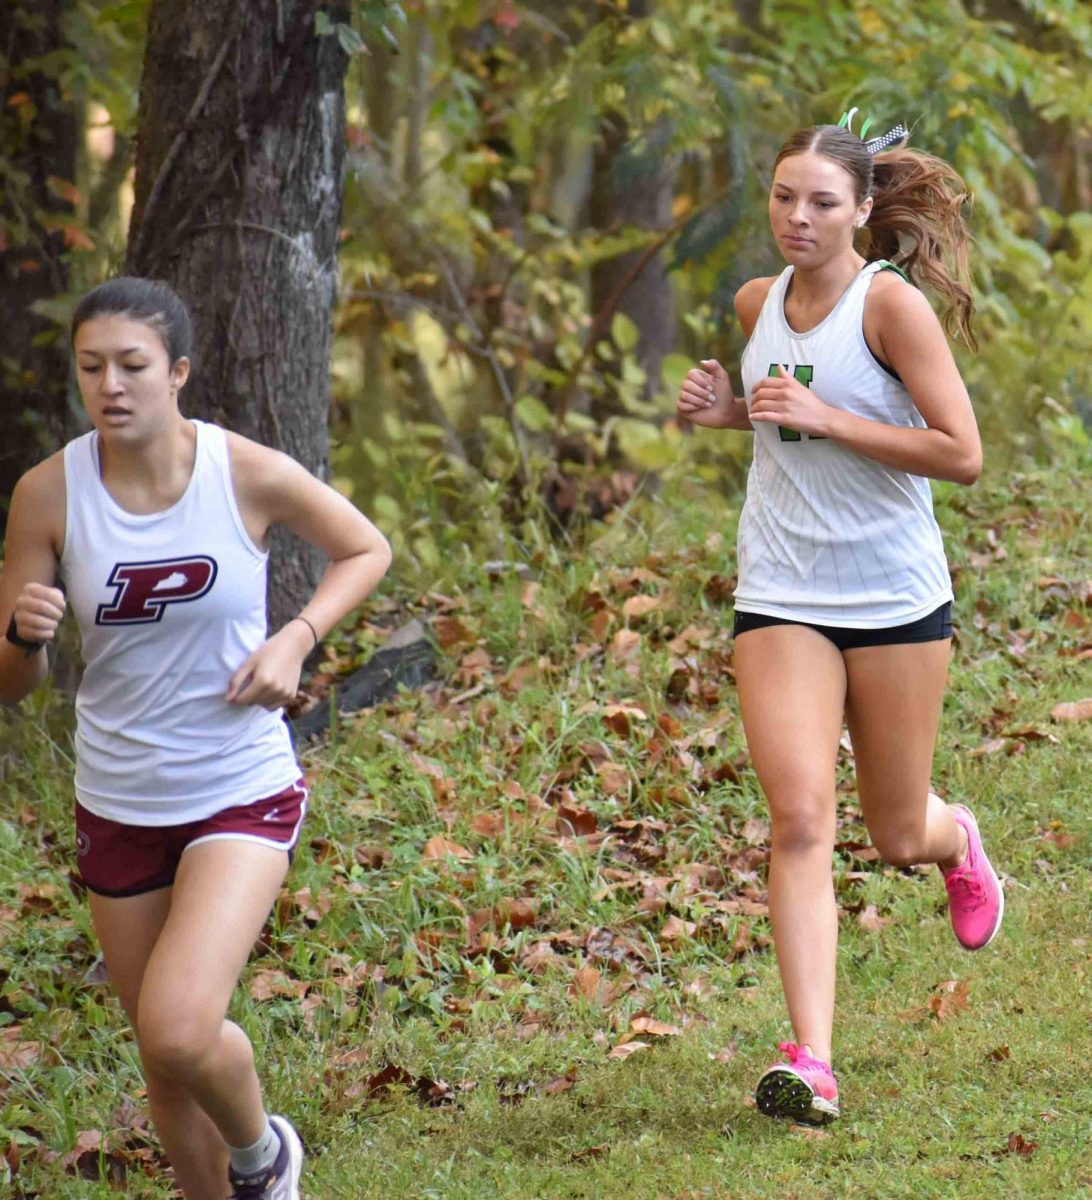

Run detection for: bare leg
[[90, 887, 231, 1200], [844, 639, 965, 870], [734, 625, 847, 1065], [91, 840, 288, 1199]]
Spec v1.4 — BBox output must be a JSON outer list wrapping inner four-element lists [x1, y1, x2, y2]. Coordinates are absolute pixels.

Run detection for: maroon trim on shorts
[[76, 780, 308, 898]]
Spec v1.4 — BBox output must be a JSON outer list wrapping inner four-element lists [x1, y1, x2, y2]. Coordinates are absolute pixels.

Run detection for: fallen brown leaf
[[1050, 698, 1092, 722], [929, 979, 970, 1021], [471, 811, 506, 840], [596, 761, 629, 794], [660, 915, 697, 941], [496, 897, 537, 930], [570, 966, 602, 1001], [607, 1040, 650, 1060], [740, 817, 771, 843], [422, 835, 472, 860], [622, 594, 661, 620], [433, 615, 476, 649], [857, 904, 893, 933], [556, 802, 597, 837], [968, 737, 1009, 757], [630, 1016, 682, 1037], [249, 969, 307, 1002], [0, 1026, 41, 1069], [997, 1132, 1038, 1158], [898, 979, 970, 1023]]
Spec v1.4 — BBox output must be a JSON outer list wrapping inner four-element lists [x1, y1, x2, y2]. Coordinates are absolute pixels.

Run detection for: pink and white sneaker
[[943, 804, 1004, 950], [755, 1043, 839, 1125]]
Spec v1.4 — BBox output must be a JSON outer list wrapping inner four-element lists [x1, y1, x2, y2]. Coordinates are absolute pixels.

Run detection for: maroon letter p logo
[[96, 556, 218, 625]]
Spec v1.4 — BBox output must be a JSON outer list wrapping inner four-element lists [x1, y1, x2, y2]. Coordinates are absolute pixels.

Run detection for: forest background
[[1, 1, 1090, 1197]]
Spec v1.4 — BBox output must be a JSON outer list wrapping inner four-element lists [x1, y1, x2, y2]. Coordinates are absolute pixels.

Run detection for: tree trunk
[[0, 1, 79, 535], [127, 0, 348, 631], [588, 3, 678, 417], [589, 113, 678, 406]]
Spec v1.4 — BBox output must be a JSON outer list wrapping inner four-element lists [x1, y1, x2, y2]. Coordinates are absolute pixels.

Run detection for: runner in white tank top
[[677, 123, 1004, 1126], [735, 259, 953, 626], [0, 277, 393, 1198], [62, 419, 300, 824]]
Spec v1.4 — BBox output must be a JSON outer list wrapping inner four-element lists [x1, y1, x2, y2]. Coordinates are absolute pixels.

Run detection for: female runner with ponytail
[[677, 121, 1003, 1125]]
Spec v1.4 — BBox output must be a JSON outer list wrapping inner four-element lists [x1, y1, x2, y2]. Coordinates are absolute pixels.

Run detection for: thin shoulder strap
[[873, 258, 910, 283]]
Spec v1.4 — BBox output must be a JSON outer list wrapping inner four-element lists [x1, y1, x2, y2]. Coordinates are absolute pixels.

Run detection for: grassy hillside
[[1, 435, 1089, 1198]]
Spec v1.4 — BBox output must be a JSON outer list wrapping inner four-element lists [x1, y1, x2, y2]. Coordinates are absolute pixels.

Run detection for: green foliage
[[7, 1, 1091, 544], [327, 0, 1091, 534]]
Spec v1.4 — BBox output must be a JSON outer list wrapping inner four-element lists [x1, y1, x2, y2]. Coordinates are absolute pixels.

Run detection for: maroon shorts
[[75, 780, 308, 898]]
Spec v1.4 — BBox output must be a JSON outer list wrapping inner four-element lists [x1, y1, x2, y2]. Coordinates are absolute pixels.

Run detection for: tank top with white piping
[[60, 420, 300, 824], [734, 261, 954, 627]]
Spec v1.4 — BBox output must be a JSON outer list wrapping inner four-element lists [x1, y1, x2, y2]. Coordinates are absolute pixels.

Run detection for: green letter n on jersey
[[768, 363, 824, 441]]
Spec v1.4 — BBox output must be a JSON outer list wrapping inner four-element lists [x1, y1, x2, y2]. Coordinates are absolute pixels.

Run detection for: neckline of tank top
[[89, 418, 205, 522], [777, 260, 881, 340]]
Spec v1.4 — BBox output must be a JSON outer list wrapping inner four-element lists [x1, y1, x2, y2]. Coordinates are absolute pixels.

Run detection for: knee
[[137, 1009, 224, 1082], [769, 795, 835, 855]]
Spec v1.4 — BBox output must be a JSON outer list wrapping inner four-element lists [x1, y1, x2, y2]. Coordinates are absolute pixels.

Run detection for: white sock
[[228, 1117, 280, 1176]]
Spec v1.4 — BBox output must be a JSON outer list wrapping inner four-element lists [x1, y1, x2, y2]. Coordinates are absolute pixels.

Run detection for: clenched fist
[[676, 359, 740, 429], [10, 582, 67, 648]]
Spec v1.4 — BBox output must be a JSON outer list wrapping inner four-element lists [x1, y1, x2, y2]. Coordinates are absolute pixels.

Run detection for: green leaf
[[336, 22, 365, 58], [611, 312, 639, 352], [515, 394, 553, 433], [661, 353, 696, 394], [614, 417, 677, 471]]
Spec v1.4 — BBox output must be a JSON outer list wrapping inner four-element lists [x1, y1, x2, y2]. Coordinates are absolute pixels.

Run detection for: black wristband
[[5, 613, 45, 657], [291, 615, 319, 648]]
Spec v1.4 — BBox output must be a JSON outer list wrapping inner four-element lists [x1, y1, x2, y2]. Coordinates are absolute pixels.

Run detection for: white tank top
[[735, 262, 953, 627], [60, 420, 300, 824]]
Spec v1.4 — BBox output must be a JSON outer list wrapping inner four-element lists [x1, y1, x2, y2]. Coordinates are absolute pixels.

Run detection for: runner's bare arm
[[676, 278, 776, 431], [223, 434, 393, 707], [0, 457, 67, 704], [825, 277, 981, 483]]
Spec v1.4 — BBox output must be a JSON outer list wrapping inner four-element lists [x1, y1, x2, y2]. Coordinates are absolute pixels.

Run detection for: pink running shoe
[[943, 804, 1004, 950], [755, 1043, 839, 1125]]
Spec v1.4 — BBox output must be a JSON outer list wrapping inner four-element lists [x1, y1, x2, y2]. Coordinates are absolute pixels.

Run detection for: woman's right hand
[[676, 359, 738, 428], [11, 582, 67, 647]]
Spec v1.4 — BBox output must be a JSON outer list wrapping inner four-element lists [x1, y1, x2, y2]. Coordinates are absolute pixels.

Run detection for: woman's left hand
[[749, 364, 836, 438], [225, 621, 313, 709]]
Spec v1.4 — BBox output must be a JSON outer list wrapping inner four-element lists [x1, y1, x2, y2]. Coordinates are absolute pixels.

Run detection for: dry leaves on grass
[[996, 1132, 1039, 1158], [607, 1040, 650, 1060], [0, 1025, 41, 1069], [432, 614, 476, 649], [629, 1015, 683, 1037], [898, 979, 971, 1023], [857, 904, 893, 932], [660, 915, 697, 941], [249, 969, 308, 1002], [570, 966, 602, 1001], [622, 594, 662, 621], [421, 835, 472, 860]]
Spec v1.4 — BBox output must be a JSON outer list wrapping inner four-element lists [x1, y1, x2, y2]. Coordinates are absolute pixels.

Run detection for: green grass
[[1, 451, 1089, 1198]]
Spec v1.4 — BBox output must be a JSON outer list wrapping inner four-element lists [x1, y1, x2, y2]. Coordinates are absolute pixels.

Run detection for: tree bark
[[0, 1, 79, 536], [589, 113, 678, 396], [588, 4, 678, 416], [127, 0, 349, 631]]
